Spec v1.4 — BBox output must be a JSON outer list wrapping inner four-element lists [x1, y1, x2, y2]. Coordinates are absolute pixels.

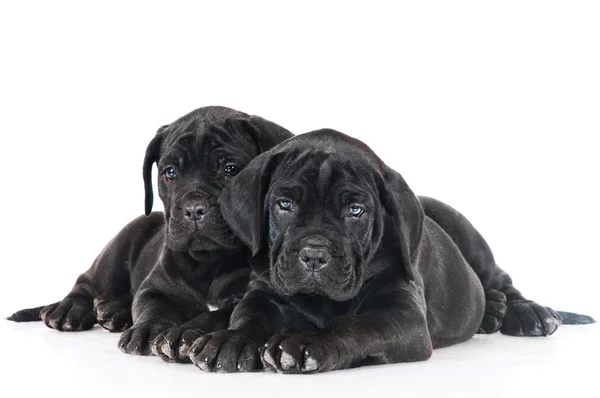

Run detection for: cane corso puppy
[[8, 106, 293, 362], [185, 129, 594, 373]]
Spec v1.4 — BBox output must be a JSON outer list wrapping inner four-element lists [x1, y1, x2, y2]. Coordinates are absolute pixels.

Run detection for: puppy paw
[[118, 320, 175, 355], [93, 295, 132, 332], [501, 300, 562, 336], [40, 299, 95, 331], [188, 330, 263, 373], [150, 327, 203, 363], [261, 334, 336, 374], [477, 289, 507, 334]]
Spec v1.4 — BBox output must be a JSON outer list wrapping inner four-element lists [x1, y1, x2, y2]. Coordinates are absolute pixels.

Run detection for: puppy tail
[[6, 305, 46, 322], [557, 311, 596, 325]]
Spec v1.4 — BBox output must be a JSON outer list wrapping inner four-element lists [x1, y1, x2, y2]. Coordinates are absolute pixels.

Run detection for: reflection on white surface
[[3, 321, 597, 398]]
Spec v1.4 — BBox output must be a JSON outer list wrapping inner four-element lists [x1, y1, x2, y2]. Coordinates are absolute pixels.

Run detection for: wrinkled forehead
[[159, 120, 257, 166], [270, 150, 378, 200]]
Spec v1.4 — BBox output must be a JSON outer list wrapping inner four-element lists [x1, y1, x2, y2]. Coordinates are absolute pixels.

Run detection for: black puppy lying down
[[186, 129, 594, 373], [8, 106, 293, 362]]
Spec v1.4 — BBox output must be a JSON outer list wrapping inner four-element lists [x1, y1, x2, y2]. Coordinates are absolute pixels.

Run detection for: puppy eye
[[278, 199, 294, 211], [165, 167, 177, 180], [347, 205, 364, 217], [224, 164, 240, 176]]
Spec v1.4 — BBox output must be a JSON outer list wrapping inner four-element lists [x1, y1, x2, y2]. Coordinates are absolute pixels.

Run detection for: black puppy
[[8, 106, 293, 362], [186, 129, 594, 373]]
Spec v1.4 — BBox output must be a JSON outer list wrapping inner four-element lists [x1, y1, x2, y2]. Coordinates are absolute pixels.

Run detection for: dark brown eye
[[224, 164, 240, 176], [165, 167, 177, 180]]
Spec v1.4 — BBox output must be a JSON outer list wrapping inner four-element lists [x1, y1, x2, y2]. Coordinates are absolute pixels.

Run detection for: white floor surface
[[2, 320, 597, 398]]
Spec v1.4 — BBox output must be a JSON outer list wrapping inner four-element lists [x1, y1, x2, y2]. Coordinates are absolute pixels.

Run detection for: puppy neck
[[186, 246, 248, 264]]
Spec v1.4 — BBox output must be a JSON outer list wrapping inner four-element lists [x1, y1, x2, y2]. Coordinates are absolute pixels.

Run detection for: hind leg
[[40, 256, 127, 332], [494, 270, 561, 336], [40, 271, 98, 331], [40, 214, 164, 332], [420, 196, 561, 336], [9, 214, 164, 331]]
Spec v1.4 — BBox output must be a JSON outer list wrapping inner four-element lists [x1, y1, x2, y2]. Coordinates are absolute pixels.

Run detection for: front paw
[[93, 295, 132, 333], [118, 320, 174, 355], [150, 327, 203, 363], [188, 330, 263, 373], [501, 300, 562, 336], [40, 299, 95, 331], [261, 333, 336, 374]]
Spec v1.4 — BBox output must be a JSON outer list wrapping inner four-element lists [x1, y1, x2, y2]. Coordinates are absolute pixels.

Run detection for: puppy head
[[219, 129, 423, 301], [143, 106, 292, 252]]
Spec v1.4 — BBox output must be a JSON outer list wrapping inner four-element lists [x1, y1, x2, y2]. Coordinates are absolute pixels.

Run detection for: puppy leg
[[119, 261, 196, 356], [118, 291, 181, 356], [43, 229, 138, 332], [10, 214, 163, 331], [261, 287, 432, 374], [419, 196, 561, 336], [40, 273, 97, 331]]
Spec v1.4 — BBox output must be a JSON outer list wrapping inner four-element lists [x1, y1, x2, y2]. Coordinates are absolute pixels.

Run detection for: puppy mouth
[[165, 213, 238, 251], [271, 254, 359, 301]]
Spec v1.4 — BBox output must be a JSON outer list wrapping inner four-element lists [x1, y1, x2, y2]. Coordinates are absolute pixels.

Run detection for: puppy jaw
[[270, 247, 363, 302], [165, 204, 239, 252]]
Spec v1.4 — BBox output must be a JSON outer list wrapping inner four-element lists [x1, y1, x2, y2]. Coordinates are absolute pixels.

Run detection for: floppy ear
[[142, 125, 169, 216], [377, 166, 424, 281], [218, 150, 281, 255], [229, 115, 294, 152]]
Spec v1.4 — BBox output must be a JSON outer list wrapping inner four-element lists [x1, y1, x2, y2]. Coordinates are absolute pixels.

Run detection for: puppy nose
[[184, 203, 208, 221], [299, 246, 331, 271]]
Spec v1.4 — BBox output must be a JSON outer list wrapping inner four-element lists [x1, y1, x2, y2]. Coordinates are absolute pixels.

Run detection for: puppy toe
[[262, 335, 286, 372], [41, 300, 94, 332], [303, 350, 319, 372], [214, 340, 243, 373], [118, 324, 153, 355], [534, 305, 561, 335], [237, 344, 259, 372], [178, 330, 201, 360], [260, 345, 277, 371], [94, 297, 132, 332], [43, 303, 67, 330], [149, 339, 162, 356], [118, 329, 132, 352], [478, 314, 503, 334], [65, 305, 95, 331], [278, 338, 306, 373], [188, 335, 213, 369], [279, 350, 297, 371], [477, 289, 507, 334]]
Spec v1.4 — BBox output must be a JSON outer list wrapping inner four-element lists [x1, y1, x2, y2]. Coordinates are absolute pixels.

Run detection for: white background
[[0, 1, 598, 397]]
